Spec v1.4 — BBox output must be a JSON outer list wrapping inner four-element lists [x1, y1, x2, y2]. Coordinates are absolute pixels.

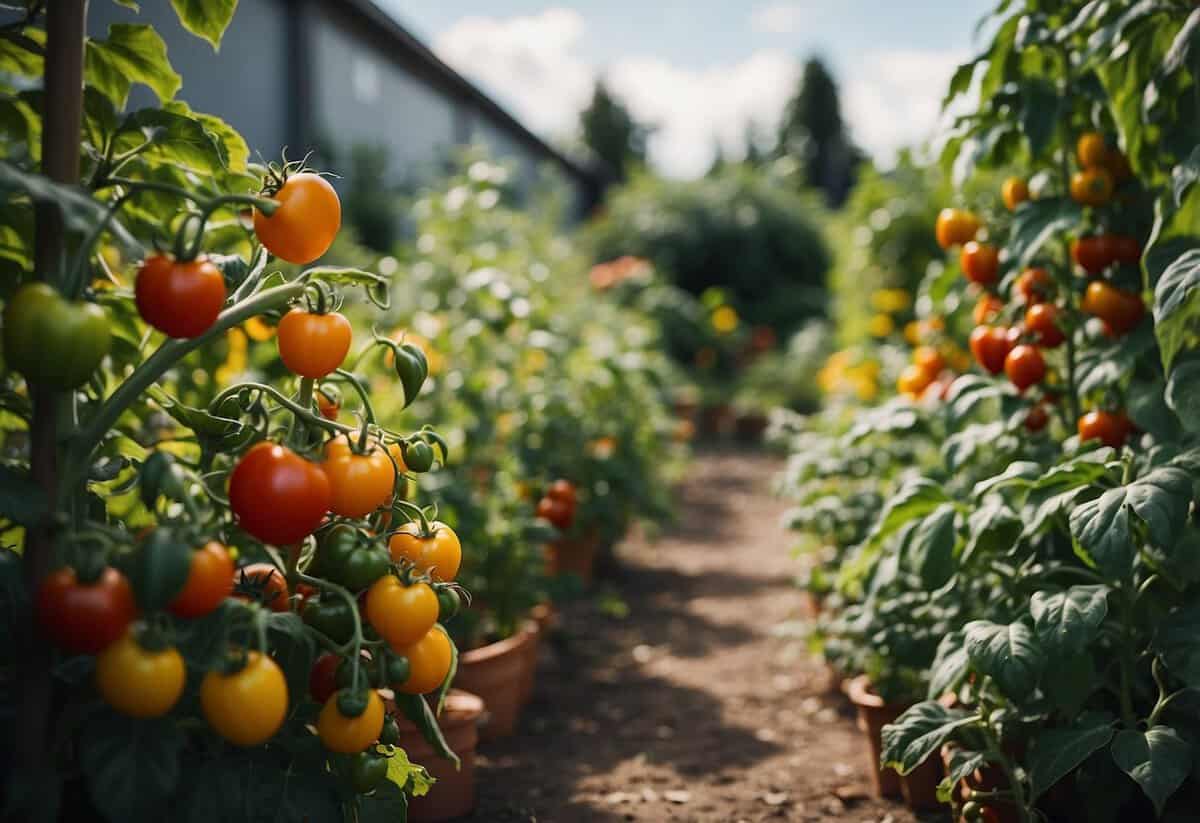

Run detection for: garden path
[[468, 448, 920, 823]]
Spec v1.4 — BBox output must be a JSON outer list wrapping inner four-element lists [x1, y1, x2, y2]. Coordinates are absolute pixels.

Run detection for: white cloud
[[749, 2, 809, 35], [431, 8, 960, 178], [842, 49, 969, 168], [432, 8, 594, 136], [607, 52, 798, 177]]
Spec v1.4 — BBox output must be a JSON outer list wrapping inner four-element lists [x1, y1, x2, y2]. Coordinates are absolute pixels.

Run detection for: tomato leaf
[[907, 503, 958, 589], [963, 620, 1045, 699], [1007, 197, 1081, 270], [880, 701, 978, 775], [115, 106, 229, 174], [1153, 247, 1200, 371], [169, 0, 239, 51], [1042, 651, 1099, 717], [1069, 467, 1192, 577], [1111, 726, 1192, 816], [862, 477, 950, 551], [1029, 584, 1109, 658], [80, 713, 183, 819], [0, 161, 139, 254], [937, 747, 985, 803], [1155, 603, 1200, 687], [394, 694, 461, 769], [85, 24, 181, 108], [927, 630, 970, 700], [963, 498, 1021, 564], [1028, 719, 1115, 799], [383, 747, 434, 797], [1158, 8, 1200, 79], [359, 778, 410, 822]]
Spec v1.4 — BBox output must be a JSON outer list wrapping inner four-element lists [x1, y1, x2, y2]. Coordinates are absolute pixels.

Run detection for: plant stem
[[64, 282, 308, 490], [15, 0, 86, 787], [1117, 583, 1138, 729]]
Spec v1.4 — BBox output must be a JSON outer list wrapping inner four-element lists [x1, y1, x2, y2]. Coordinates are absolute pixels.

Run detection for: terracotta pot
[[517, 617, 541, 706], [545, 531, 600, 584], [453, 627, 534, 741], [900, 751, 944, 811], [700, 403, 736, 436], [845, 674, 906, 799], [395, 690, 483, 823]]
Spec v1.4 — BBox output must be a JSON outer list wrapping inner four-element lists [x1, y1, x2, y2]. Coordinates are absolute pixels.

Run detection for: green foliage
[[776, 57, 862, 207], [587, 164, 831, 334], [578, 80, 650, 182]]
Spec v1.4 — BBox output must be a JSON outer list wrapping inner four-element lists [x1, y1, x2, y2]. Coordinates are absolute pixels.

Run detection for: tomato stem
[[65, 281, 310, 492]]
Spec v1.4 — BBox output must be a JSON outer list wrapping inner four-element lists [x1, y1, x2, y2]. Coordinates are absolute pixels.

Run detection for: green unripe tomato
[[3, 283, 111, 388], [347, 751, 389, 793]]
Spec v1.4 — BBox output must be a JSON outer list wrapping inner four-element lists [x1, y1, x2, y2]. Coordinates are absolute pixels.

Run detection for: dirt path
[[468, 449, 920, 822]]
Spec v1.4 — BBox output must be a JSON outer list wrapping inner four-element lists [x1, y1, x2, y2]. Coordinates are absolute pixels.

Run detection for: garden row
[[0, 5, 692, 822], [774, 2, 1200, 822]]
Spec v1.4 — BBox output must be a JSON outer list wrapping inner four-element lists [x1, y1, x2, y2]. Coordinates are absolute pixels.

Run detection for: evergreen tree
[[707, 138, 727, 177], [776, 58, 862, 206], [579, 80, 651, 181]]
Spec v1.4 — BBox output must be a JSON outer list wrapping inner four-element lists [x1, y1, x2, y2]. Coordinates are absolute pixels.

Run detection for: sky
[[379, 1, 994, 178]]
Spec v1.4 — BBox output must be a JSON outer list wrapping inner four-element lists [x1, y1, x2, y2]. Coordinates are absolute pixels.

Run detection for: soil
[[464, 448, 926, 823]]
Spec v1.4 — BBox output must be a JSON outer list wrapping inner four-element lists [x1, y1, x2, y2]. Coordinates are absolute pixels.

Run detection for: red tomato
[[1025, 404, 1050, 433], [935, 208, 981, 249], [1014, 267, 1053, 304], [1024, 303, 1065, 348], [135, 255, 226, 338], [1081, 281, 1144, 336], [536, 496, 575, 530], [961, 241, 1000, 286], [969, 326, 1014, 375], [973, 294, 1004, 325], [310, 653, 342, 704], [1071, 236, 1112, 276], [229, 442, 331, 545], [1005, 345, 1046, 392], [36, 567, 136, 654], [1078, 410, 1133, 449], [235, 563, 291, 612]]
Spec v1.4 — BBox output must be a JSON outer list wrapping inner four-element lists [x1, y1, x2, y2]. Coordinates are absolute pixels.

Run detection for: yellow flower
[[871, 289, 912, 313], [868, 314, 895, 338], [215, 328, 248, 385], [244, 316, 276, 341], [711, 306, 739, 334]]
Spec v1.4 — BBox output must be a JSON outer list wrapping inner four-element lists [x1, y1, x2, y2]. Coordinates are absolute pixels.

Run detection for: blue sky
[[380, 1, 994, 176]]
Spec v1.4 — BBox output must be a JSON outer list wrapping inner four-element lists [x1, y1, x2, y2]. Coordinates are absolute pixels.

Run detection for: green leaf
[[1070, 468, 1193, 577], [169, 0, 239, 50], [116, 106, 228, 174], [1029, 720, 1115, 799], [928, 631, 969, 700], [394, 694, 460, 769], [171, 103, 250, 173], [0, 464, 46, 527], [1154, 247, 1200, 371], [359, 779, 409, 823], [1042, 652, 1099, 717], [0, 162, 138, 254], [963, 620, 1045, 699], [384, 747, 435, 796], [1159, 9, 1200, 79], [1171, 147, 1200, 209], [1155, 603, 1200, 687], [1030, 585, 1109, 658], [938, 747, 985, 803], [0, 28, 44, 77], [863, 477, 950, 551], [80, 713, 183, 819], [945, 373, 1005, 423], [942, 421, 1005, 471], [85, 24, 181, 108], [880, 701, 977, 775], [1111, 727, 1192, 816], [1020, 79, 1060, 158], [908, 503, 958, 589], [963, 498, 1021, 563], [972, 460, 1043, 498], [1007, 197, 1081, 270]]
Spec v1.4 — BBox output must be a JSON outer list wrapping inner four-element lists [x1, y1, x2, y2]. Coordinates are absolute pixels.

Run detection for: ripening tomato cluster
[[30, 167, 467, 778], [921, 136, 1146, 447], [535, 479, 578, 531]]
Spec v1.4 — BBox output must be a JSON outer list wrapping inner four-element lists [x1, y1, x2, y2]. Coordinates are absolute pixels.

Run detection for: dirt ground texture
[[465, 449, 925, 823]]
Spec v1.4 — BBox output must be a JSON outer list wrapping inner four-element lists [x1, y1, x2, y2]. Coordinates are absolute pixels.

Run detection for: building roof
[[335, 0, 605, 189]]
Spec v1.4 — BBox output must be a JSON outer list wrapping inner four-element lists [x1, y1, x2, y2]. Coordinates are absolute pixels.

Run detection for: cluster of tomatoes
[[27, 169, 465, 794], [534, 479, 578, 531], [915, 131, 1143, 448]]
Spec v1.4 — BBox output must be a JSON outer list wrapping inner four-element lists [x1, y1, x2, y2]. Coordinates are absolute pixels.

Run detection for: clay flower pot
[[845, 674, 941, 805], [395, 690, 483, 823], [546, 530, 600, 584], [453, 627, 534, 741], [518, 618, 541, 707]]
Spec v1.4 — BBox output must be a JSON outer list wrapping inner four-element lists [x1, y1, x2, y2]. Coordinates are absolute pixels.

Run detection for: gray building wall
[[87, 0, 291, 156]]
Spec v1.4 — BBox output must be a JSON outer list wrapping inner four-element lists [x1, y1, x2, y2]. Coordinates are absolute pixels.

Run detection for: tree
[[579, 80, 651, 181], [776, 58, 862, 207]]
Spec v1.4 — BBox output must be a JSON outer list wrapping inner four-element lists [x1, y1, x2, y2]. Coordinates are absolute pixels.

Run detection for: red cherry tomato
[[969, 325, 1014, 375], [310, 653, 342, 704], [229, 442, 331, 545], [135, 255, 226, 338], [961, 241, 1000, 286], [36, 567, 137, 654], [276, 309, 353, 379], [973, 294, 1004, 325], [253, 172, 341, 264], [169, 542, 235, 618], [1014, 267, 1053, 304], [1025, 404, 1050, 433], [1078, 410, 1133, 449], [1005, 345, 1046, 392], [1024, 303, 1065, 348], [1081, 281, 1144, 336], [1071, 236, 1112, 276]]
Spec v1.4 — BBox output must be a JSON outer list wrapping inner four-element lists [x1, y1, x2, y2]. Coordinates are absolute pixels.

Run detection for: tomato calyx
[[335, 687, 370, 719], [256, 151, 328, 200]]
